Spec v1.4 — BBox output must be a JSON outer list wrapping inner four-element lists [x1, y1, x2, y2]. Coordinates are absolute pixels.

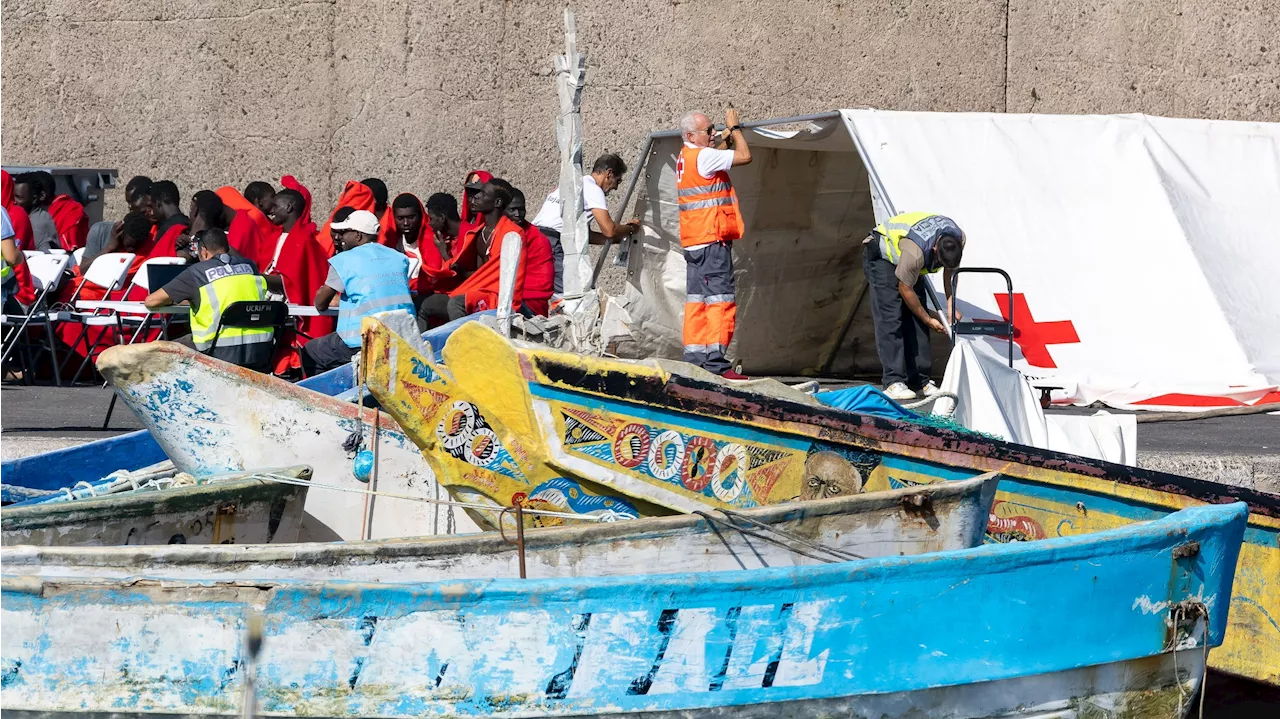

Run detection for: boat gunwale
[[0, 474, 997, 567], [527, 354, 1280, 521]]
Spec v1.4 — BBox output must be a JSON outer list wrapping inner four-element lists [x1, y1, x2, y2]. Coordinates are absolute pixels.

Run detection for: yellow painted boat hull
[[360, 318, 668, 531]]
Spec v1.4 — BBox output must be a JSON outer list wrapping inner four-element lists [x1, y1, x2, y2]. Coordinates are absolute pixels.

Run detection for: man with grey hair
[[676, 107, 752, 378]]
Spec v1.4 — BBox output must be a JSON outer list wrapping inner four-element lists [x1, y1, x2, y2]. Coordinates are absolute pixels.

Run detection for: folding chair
[[208, 300, 288, 372], [118, 257, 189, 343], [1, 253, 71, 385], [71, 247, 85, 269], [57, 252, 136, 384], [407, 255, 422, 283]]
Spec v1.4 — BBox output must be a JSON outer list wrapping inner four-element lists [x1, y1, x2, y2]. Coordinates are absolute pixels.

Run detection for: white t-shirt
[[682, 143, 737, 251], [265, 232, 289, 275], [531, 175, 609, 234]]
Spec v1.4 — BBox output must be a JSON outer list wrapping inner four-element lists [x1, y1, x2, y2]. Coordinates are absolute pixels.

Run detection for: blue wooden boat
[[0, 315, 485, 504], [0, 502, 1247, 718]]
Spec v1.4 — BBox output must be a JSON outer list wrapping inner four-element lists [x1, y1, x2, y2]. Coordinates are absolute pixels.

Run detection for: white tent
[[600, 109, 1280, 410]]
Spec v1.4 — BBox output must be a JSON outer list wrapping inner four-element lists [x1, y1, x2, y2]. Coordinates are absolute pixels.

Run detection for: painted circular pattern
[[680, 436, 717, 492], [710, 443, 748, 502], [465, 427, 499, 467], [436, 401, 477, 451], [612, 423, 651, 469], [646, 430, 685, 481]]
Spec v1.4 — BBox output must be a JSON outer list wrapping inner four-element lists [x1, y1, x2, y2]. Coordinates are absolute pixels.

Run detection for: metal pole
[[591, 135, 655, 289]]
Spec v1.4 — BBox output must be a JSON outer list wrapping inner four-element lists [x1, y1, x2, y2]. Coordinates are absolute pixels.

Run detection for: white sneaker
[[883, 382, 917, 401], [921, 381, 941, 397]]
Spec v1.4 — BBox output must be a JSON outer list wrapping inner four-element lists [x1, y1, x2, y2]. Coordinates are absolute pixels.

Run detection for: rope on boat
[[1168, 600, 1211, 719], [692, 510, 866, 566]]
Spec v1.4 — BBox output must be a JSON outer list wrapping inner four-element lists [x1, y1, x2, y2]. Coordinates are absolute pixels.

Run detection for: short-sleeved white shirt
[[682, 143, 737, 251], [531, 175, 609, 233]]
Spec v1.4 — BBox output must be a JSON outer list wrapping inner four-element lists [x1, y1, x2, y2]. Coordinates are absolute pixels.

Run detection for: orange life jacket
[[676, 146, 743, 248]]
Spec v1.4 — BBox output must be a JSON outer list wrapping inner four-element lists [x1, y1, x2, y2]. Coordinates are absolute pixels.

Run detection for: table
[[75, 301, 338, 316]]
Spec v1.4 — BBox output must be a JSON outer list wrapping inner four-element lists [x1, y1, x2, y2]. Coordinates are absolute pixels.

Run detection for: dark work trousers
[[415, 293, 469, 332], [682, 241, 737, 375], [863, 242, 931, 389], [302, 332, 359, 376]]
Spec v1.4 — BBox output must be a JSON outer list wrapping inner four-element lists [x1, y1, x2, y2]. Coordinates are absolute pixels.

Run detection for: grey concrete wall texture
[[3, 0, 1277, 218]]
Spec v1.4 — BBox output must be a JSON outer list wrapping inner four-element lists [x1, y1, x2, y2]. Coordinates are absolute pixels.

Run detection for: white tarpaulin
[[937, 337, 1136, 465], [606, 109, 1280, 411]]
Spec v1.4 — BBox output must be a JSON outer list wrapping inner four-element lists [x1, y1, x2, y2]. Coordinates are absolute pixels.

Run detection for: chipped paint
[[437, 322, 1280, 686], [2, 475, 996, 583], [0, 503, 1247, 717], [0, 469, 310, 546], [97, 342, 481, 540]]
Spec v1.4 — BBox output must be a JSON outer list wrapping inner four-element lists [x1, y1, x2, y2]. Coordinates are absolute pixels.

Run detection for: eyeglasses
[[702, 126, 716, 135]]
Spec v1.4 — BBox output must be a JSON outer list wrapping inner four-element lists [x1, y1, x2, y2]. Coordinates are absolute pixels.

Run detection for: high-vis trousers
[[682, 241, 736, 375]]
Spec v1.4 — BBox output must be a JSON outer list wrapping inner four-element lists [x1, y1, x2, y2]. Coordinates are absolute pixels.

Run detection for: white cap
[[330, 210, 380, 235]]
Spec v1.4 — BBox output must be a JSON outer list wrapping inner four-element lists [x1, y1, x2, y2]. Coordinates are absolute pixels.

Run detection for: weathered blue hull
[[0, 502, 1247, 717], [0, 316, 484, 503]]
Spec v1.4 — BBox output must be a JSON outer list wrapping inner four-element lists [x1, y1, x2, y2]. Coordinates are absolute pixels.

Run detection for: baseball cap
[[464, 172, 486, 191], [330, 209, 380, 235]]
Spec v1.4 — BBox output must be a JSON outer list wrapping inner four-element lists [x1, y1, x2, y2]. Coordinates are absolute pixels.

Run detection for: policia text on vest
[[143, 229, 275, 372]]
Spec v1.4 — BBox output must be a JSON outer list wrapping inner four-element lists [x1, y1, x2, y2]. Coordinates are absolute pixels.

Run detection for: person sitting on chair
[[145, 229, 274, 372], [304, 210, 414, 375]]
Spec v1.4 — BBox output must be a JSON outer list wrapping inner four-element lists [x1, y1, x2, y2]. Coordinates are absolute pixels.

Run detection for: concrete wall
[[3, 0, 1276, 216]]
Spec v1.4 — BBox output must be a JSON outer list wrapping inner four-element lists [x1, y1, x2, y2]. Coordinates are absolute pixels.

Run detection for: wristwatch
[[729, 125, 744, 132]]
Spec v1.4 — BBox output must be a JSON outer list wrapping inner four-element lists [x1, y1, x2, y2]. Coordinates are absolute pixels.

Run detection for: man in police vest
[[145, 229, 274, 371], [304, 210, 413, 375], [677, 108, 752, 378], [863, 212, 966, 400]]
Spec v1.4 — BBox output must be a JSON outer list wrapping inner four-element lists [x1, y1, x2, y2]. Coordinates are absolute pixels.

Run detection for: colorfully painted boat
[[0, 502, 1247, 717], [361, 317, 666, 530], [1, 466, 310, 546], [96, 341, 481, 541], [1, 474, 996, 582], [0, 315, 486, 505], [442, 321, 1280, 685]]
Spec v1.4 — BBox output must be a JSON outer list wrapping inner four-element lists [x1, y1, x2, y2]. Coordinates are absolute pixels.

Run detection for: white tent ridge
[[600, 109, 1280, 411]]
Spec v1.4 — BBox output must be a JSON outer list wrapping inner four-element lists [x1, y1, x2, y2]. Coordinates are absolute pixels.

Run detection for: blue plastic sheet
[[815, 385, 914, 420]]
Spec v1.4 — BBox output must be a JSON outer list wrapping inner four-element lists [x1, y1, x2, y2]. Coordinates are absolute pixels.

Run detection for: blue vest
[[330, 242, 414, 348]]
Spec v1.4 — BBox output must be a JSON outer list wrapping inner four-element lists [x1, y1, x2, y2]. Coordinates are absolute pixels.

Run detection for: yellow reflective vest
[[190, 272, 272, 352]]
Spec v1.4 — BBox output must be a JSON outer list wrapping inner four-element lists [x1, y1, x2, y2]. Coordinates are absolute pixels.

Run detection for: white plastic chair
[[1, 253, 72, 384], [58, 252, 137, 383], [22, 250, 42, 260], [119, 256, 189, 342], [71, 247, 85, 268], [407, 255, 422, 282]]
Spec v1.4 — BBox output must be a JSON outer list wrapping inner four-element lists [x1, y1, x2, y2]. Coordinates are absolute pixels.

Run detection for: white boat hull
[[96, 342, 481, 540]]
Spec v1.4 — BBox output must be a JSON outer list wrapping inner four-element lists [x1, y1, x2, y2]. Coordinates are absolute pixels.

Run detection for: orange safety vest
[[676, 146, 744, 248]]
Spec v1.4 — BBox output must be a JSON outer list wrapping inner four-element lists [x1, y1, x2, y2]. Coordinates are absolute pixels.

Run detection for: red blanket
[[2, 170, 37, 305], [316, 180, 374, 256], [48, 195, 89, 252], [449, 216, 529, 313], [520, 223, 555, 316], [217, 186, 281, 269]]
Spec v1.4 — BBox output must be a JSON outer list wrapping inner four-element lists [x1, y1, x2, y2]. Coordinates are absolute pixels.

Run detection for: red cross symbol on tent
[[992, 293, 1080, 369]]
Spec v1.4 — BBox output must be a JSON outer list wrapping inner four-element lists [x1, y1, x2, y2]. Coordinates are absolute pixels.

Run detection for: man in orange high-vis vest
[[677, 108, 753, 378]]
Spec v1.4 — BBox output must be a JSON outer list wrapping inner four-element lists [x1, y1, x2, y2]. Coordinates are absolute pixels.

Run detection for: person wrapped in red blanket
[[317, 179, 395, 256], [1, 170, 37, 307], [504, 186, 554, 317], [217, 181, 280, 269], [417, 178, 552, 326], [264, 185, 334, 346], [11, 171, 88, 253]]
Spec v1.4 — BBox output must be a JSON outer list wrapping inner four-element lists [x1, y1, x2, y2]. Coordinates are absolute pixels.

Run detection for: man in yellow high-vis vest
[[863, 212, 966, 401], [145, 229, 274, 372]]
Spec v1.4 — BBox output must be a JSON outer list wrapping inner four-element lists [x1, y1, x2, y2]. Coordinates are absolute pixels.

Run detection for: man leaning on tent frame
[[863, 212, 965, 401]]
